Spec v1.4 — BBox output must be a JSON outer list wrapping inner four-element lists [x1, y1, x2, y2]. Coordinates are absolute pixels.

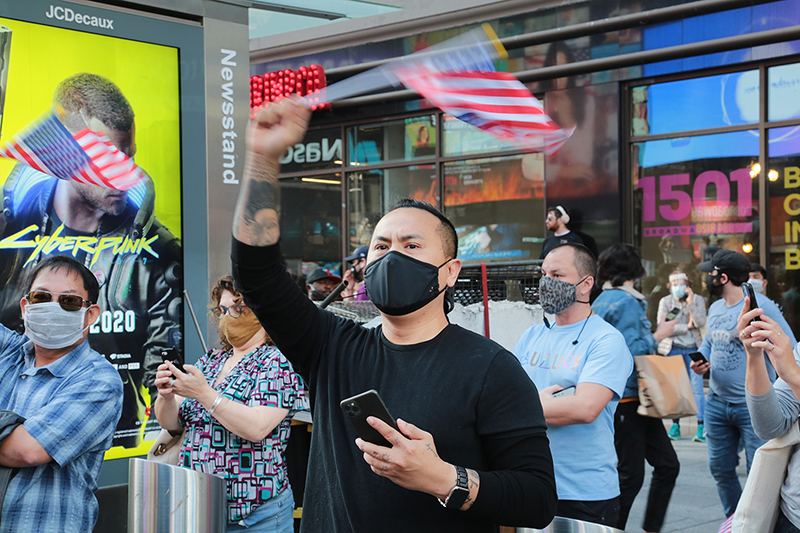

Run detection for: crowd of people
[[1, 95, 799, 533]]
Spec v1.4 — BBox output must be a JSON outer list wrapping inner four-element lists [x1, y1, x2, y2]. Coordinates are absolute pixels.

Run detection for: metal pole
[[333, 24, 800, 108], [183, 289, 209, 354]]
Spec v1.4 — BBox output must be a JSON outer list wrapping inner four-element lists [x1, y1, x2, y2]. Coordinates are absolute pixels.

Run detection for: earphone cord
[[572, 310, 593, 345]]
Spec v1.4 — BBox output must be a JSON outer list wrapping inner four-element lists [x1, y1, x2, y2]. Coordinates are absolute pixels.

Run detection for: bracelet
[[208, 393, 225, 416]]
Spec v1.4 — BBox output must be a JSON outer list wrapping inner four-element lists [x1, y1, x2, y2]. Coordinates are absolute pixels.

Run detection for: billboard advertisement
[[0, 12, 183, 459]]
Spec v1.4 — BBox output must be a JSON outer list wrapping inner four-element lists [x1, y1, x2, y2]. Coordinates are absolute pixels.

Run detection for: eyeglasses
[[211, 304, 245, 318], [26, 290, 91, 312]]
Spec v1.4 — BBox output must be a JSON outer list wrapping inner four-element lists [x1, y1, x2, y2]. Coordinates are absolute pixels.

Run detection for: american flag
[[391, 66, 574, 155], [0, 109, 143, 191]]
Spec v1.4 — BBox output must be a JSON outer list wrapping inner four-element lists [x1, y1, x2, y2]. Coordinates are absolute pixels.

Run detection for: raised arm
[[232, 98, 311, 247]]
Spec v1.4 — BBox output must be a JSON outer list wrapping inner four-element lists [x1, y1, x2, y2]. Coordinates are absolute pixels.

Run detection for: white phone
[[553, 385, 576, 397]]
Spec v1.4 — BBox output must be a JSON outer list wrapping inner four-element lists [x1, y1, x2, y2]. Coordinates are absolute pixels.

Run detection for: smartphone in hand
[[160, 348, 185, 374], [742, 282, 759, 324], [665, 307, 681, 321], [340, 389, 398, 447], [553, 385, 576, 397], [688, 351, 709, 365]]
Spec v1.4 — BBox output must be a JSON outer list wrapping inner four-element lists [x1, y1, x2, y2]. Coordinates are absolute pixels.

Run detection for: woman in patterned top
[[154, 275, 307, 532]]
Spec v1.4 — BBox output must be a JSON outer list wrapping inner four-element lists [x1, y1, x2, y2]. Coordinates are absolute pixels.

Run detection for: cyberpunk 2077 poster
[[0, 18, 183, 459]]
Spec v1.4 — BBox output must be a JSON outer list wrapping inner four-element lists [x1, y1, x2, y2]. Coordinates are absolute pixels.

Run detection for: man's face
[[308, 278, 338, 300], [545, 211, 559, 232], [71, 121, 137, 216], [542, 245, 582, 285], [749, 271, 765, 282], [350, 258, 366, 281], [20, 267, 97, 337], [368, 207, 458, 295]]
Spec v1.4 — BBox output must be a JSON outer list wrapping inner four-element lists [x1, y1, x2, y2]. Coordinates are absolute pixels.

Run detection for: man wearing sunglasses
[[0, 254, 123, 532]]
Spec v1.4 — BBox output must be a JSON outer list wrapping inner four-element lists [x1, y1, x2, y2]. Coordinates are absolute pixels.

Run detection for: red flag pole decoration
[[389, 66, 575, 155], [0, 106, 143, 191]]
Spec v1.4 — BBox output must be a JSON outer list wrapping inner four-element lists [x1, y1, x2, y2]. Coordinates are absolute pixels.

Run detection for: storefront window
[[278, 175, 342, 276], [631, 71, 759, 137], [279, 127, 342, 173], [633, 130, 760, 321], [769, 63, 800, 122], [346, 165, 438, 250], [443, 154, 545, 262], [768, 126, 800, 334], [347, 116, 436, 166], [442, 113, 520, 157]]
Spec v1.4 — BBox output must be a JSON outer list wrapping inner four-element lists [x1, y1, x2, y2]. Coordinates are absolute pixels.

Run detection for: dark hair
[[554, 242, 596, 279], [389, 199, 458, 259], [23, 255, 100, 304], [54, 73, 134, 133], [724, 268, 750, 287], [750, 263, 767, 278], [596, 244, 645, 287], [210, 274, 271, 351]]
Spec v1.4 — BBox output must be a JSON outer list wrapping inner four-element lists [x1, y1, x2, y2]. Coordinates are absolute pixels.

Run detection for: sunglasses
[[26, 290, 91, 312], [211, 304, 245, 318]]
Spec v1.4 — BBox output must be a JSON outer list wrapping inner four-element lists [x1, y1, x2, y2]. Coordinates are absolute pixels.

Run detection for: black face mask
[[706, 273, 724, 297], [310, 289, 331, 302], [351, 262, 364, 283], [364, 251, 451, 316]]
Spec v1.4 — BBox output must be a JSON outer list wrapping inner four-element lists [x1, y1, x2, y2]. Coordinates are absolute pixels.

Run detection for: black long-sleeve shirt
[[232, 238, 557, 532]]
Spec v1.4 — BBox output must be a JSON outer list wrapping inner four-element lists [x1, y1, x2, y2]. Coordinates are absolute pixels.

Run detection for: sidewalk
[[624, 417, 747, 533]]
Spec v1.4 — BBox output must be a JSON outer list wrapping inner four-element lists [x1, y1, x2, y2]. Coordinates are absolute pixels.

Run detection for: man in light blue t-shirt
[[515, 243, 632, 527], [693, 249, 797, 518]]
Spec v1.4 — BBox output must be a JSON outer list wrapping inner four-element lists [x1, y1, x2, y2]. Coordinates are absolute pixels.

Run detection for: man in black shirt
[[232, 99, 556, 531], [540, 205, 584, 259]]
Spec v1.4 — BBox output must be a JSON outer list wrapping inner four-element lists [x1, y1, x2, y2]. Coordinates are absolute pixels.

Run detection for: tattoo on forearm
[[463, 468, 480, 510], [233, 156, 281, 246]]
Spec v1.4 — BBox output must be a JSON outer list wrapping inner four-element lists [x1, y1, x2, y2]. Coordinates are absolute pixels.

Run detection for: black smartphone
[[688, 351, 709, 365], [340, 389, 398, 447], [742, 282, 758, 323], [665, 307, 681, 321], [160, 348, 184, 374], [553, 385, 576, 398]]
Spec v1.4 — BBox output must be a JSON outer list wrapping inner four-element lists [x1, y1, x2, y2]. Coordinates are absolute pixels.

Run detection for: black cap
[[345, 245, 369, 263], [698, 250, 750, 278], [306, 268, 341, 285]]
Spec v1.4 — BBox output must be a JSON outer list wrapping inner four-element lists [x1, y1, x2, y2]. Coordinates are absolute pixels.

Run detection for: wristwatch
[[438, 465, 470, 509]]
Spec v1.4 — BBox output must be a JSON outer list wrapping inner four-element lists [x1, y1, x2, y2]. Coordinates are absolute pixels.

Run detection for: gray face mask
[[24, 302, 88, 349], [539, 275, 589, 314]]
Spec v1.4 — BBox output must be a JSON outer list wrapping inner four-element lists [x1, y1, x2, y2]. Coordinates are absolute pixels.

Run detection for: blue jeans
[[667, 345, 705, 423], [226, 488, 294, 533], [705, 391, 766, 517]]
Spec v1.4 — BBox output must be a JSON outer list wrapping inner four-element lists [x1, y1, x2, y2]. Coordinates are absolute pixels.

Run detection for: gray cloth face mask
[[24, 302, 89, 349], [538, 275, 589, 314]]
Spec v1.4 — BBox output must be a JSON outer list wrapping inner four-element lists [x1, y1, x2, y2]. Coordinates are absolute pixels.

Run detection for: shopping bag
[[634, 354, 698, 419], [731, 420, 800, 533]]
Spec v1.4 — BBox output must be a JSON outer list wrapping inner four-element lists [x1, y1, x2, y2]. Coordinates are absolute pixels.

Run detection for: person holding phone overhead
[[693, 250, 796, 518], [591, 244, 679, 533], [153, 275, 307, 532], [230, 98, 557, 532], [656, 271, 708, 442]]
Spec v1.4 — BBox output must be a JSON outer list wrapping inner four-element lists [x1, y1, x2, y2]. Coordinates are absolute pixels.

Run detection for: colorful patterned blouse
[[178, 344, 308, 523]]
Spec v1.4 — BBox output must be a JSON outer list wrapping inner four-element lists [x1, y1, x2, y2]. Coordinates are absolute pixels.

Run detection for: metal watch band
[[438, 465, 470, 509]]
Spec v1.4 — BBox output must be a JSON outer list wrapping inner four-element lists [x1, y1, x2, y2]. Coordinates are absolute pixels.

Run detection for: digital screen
[[0, 16, 183, 459]]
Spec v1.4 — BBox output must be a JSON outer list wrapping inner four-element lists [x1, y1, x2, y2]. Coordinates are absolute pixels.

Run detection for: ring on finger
[[740, 332, 750, 339]]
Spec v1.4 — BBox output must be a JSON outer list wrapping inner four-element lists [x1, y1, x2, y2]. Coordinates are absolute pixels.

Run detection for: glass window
[[443, 154, 545, 262], [346, 165, 438, 250], [767, 126, 800, 335], [442, 114, 521, 157], [347, 116, 436, 166], [768, 63, 800, 122], [631, 71, 759, 137], [278, 174, 342, 274], [632, 130, 760, 322], [279, 127, 342, 174]]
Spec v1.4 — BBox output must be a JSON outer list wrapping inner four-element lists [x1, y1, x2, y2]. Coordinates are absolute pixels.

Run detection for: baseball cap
[[698, 249, 750, 278], [345, 245, 369, 262], [306, 268, 342, 285]]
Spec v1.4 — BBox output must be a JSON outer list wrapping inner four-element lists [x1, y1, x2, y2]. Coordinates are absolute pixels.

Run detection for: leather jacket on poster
[[0, 165, 182, 449]]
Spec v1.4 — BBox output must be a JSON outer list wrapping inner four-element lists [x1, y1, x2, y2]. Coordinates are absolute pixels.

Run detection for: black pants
[[615, 401, 680, 532], [776, 507, 800, 533], [556, 497, 620, 528]]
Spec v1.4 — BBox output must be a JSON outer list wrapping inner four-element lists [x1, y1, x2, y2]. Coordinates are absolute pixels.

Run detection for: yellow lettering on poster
[[785, 194, 800, 216], [786, 167, 800, 189], [787, 249, 800, 270]]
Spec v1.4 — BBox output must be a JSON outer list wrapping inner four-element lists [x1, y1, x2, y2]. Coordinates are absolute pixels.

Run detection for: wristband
[[208, 393, 225, 416]]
